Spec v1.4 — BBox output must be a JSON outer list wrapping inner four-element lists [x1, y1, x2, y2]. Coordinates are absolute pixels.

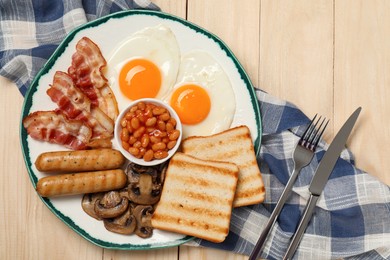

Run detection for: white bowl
[[114, 98, 182, 166]]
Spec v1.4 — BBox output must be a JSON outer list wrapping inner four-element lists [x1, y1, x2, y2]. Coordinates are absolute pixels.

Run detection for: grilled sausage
[[35, 149, 125, 173], [36, 169, 127, 197]]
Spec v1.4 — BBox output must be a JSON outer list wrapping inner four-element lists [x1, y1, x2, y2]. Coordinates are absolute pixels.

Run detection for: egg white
[[164, 50, 236, 139], [105, 24, 180, 112]]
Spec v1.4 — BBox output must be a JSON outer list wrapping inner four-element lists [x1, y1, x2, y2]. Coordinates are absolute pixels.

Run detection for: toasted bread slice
[[181, 125, 265, 207], [151, 152, 238, 243]]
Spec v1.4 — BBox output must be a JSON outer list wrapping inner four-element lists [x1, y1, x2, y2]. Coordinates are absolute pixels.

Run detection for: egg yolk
[[119, 58, 161, 100], [170, 84, 211, 125]]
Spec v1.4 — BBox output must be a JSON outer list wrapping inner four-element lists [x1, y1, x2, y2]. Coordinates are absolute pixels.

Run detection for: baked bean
[[152, 142, 166, 151], [167, 140, 177, 149], [133, 126, 145, 138], [143, 150, 154, 161], [120, 128, 130, 142], [131, 117, 140, 129], [145, 108, 153, 118], [133, 141, 142, 148], [129, 147, 140, 156], [161, 131, 168, 138], [150, 135, 161, 144], [152, 107, 166, 116], [145, 117, 157, 127], [119, 102, 181, 162], [121, 118, 127, 128], [146, 127, 155, 133], [126, 124, 133, 133], [139, 147, 146, 157], [154, 151, 168, 159], [125, 112, 133, 120], [169, 130, 180, 141], [168, 117, 177, 127], [130, 105, 138, 113], [159, 112, 170, 122], [122, 141, 130, 150], [129, 136, 137, 145], [141, 134, 150, 148], [157, 120, 166, 131], [166, 122, 174, 132], [138, 102, 146, 110]]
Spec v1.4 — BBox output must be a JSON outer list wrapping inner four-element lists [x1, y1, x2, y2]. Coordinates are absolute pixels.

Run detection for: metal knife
[[283, 107, 361, 260]]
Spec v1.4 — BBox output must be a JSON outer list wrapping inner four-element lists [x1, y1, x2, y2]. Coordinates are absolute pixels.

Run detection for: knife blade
[[283, 107, 361, 260]]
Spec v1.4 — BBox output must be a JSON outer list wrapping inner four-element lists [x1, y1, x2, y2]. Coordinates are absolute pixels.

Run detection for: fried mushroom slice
[[94, 191, 128, 219], [126, 163, 166, 205], [103, 206, 136, 235], [81, 193, 104, 220], [134, 205, 154, 238], [119, 186, 130, 200]]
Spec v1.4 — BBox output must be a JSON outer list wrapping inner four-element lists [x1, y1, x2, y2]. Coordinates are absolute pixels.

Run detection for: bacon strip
[[68, 37, 119, 121], [23, 111, 92, 150], [47, 71, 114, 140]]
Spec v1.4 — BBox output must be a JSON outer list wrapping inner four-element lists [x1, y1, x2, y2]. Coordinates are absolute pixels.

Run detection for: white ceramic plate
[[20, 10, 262, 250]]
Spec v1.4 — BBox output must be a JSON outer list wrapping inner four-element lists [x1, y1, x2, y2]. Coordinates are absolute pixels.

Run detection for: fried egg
[[105, 24, 180, 111], [164, 50, 236, 138]]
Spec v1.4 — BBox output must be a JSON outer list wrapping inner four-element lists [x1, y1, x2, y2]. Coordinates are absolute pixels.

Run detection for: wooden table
[[1, 1, 389, 259]]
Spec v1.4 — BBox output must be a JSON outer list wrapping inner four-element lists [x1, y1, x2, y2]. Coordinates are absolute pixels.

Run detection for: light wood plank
[[260, 0, 334, 139], [103, 248, 179, 260], [335, 0, 390, 185], [180, 246, 248, 260], [187, 0, 261, 86], [152, 0, 187, 18]]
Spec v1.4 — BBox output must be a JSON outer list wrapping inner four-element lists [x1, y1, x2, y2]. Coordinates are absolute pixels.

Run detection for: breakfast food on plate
[[82, 162, 168, 238], [105, 24, 180, 111], [181, 125, 265, 207], [68, 37, 119, 121], [164, 50, 236, 139], [23, 37, 118, 150], [47, 71, 114, 142], [118, 101, 181, 161], [36, 169, 127, 197], [104, 25, 236, 140], [23, 110, 93, 150], [35, 149, 125, 172], [151, 152, 239, 243], [25, 24, 254, 241]]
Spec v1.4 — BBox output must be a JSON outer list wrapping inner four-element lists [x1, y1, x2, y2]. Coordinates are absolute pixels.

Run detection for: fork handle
[[248, 165, 304, 260], [283, 194, 319, 260]]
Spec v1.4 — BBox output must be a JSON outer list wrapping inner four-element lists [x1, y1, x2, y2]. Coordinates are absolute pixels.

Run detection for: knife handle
[[283, 194, 319, 260]]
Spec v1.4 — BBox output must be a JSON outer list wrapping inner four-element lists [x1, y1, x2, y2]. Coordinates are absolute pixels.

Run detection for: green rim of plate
[[19, 9, 262, 250]]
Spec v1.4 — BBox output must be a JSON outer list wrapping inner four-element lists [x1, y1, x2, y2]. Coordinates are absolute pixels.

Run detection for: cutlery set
[[249, 107, 362, 260]]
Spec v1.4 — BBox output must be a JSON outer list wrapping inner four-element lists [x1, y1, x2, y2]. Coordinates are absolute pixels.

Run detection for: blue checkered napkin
[[0, 0, 159, 95], [191, 90, 390, 260], [1, 2, 390, 259]]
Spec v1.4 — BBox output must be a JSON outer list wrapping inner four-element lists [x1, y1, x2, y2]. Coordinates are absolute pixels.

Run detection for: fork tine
[[313, 118, 329, 149], [302, 116, 323, 151], [300, 114, 317, 144], [307, 116, 325, 144]]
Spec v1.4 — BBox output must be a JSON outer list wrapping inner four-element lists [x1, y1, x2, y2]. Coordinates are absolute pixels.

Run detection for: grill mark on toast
[[165, 172, 236, 191], [235, 185, 266, 198], [170, 158, 238, 178], [157, 201, 231, 219], [180, 125, 265, 207], [169, 188, 234, 205], [151, 214, 229, 236]]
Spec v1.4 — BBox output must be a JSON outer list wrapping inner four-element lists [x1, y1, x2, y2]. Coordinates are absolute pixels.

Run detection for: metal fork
[[249, 115, 329, 260]]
